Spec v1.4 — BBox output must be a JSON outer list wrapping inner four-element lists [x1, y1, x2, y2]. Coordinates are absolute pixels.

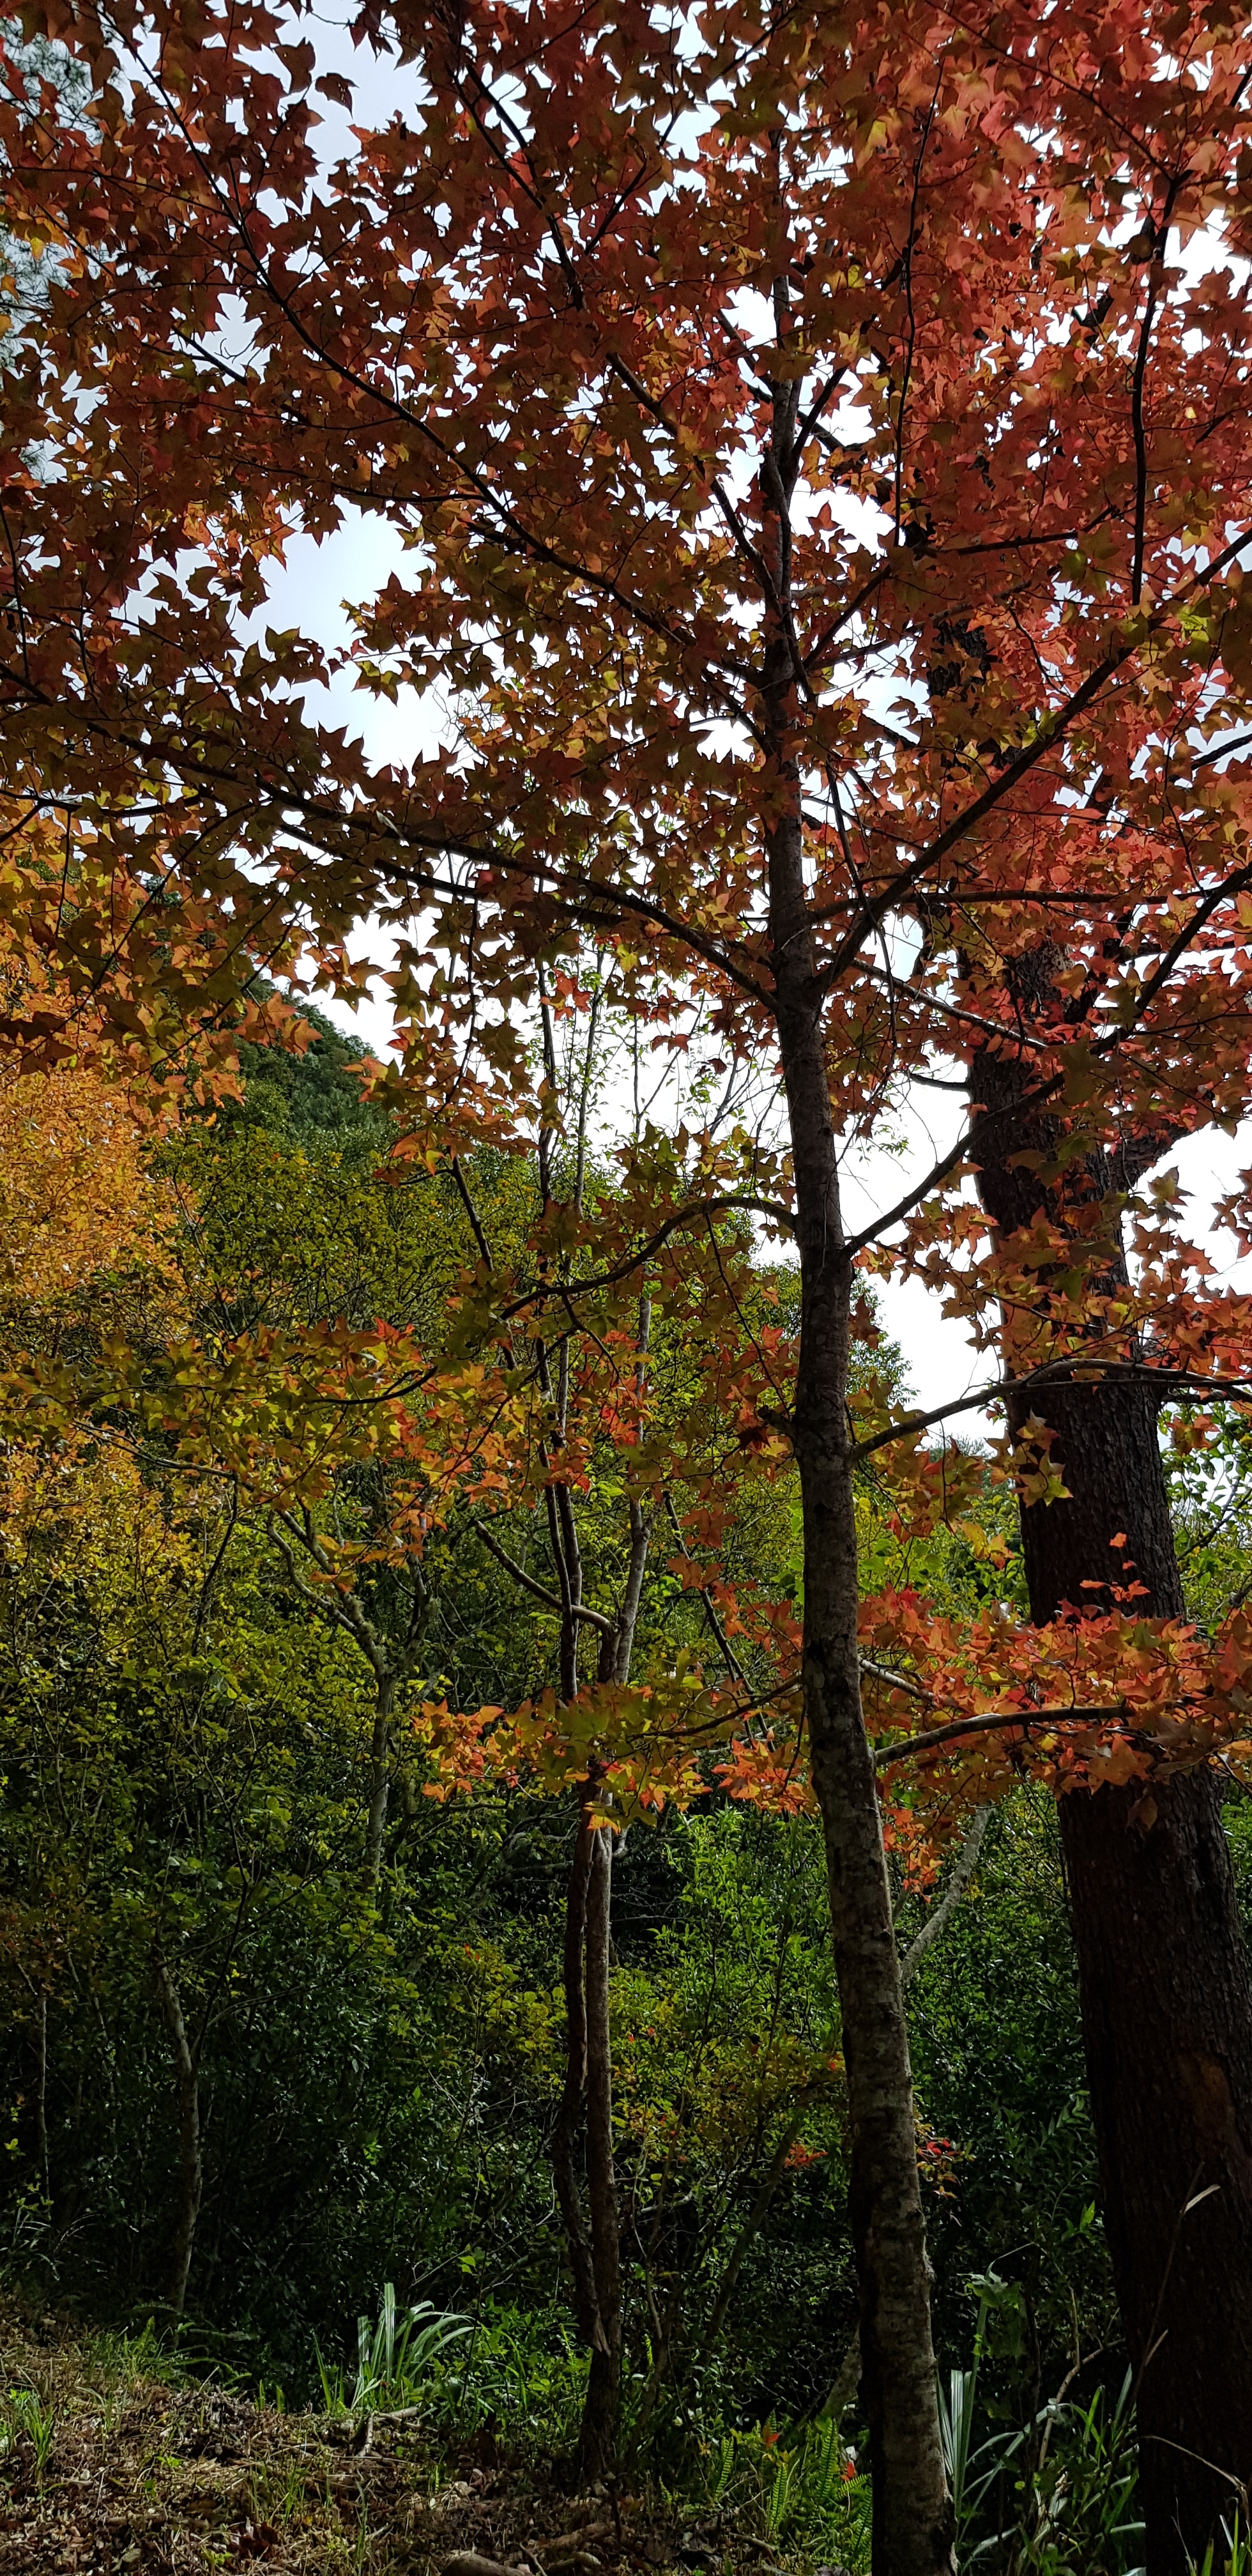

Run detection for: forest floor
[[0, 2313, 853, 2576]]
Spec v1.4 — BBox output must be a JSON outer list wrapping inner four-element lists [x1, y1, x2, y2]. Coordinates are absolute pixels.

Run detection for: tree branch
[[471, 1515, 613, 1636], [900, 1805, 991, 1984]]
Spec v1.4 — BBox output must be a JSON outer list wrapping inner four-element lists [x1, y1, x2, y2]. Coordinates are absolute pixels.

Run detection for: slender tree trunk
[[553, 1314, 650, 2477], [573, 1487, 648, 2474], [155, 1956, 202, 2321], [818, 1804, 992, 2432], [581, 1821, 621, 2478], [899, 1807, 991, 1989], [554, 1791, 623, 2478], [365, 1671, 395, 1892], [972, 1048, 1252, 2574], [768, 815, 952, 2570], [752, 264, 949, 2560], [34, 1989, 49, 2206], [554, 1804, 604, 2356]]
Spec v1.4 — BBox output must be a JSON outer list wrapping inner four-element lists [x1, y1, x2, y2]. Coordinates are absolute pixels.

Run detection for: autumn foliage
[[8, 0, 1252, 2564]]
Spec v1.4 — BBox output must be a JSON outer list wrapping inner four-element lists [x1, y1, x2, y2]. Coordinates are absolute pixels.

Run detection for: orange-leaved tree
[[11, 2, 1252, 2566]]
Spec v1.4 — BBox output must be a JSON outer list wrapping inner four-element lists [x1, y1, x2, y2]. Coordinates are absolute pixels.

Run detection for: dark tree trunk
[[553, 1785, 623, 2480], [581, 1822, 620, 2478], [34, 1989, 49, 2206], [553, 1805, 602, 2358], [767, 721, 952, 2567], [155, 1957, 202, 2322], [972, 1045, 1252, 2574], [559, 1407, 647, 2478], [752, 303, 952, 2557]]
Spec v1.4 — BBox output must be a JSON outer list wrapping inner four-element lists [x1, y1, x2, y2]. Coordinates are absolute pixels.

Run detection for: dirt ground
[[0, 2315, 786, 2576]]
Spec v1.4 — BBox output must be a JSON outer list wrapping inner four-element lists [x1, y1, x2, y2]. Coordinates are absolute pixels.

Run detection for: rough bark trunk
[[818, 1782, 991, 2433], [768, 768, 952, 2569], [155, 1956, 202, 2322], [754, 277, 950, 2557], [972, 1045, 1252, 2574]]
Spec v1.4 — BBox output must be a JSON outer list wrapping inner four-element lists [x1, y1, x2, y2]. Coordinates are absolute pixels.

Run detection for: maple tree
[[0, 1054, 175, 1317], [11, 0, 1252, 2564]]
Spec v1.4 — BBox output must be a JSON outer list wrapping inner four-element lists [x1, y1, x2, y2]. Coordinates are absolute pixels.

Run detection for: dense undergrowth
[[5, 2287, 1252, 2575]]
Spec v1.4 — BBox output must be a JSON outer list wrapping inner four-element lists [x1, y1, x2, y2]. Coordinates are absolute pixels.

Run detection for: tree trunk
[[553, 1793, 623, 2480], [972, 1048, 1252, 2574], [553, 1804, 602, 2356], [365, 1671, 395, 1892], [554, 1358, 649, 2478], [581, 1821, 621, 2478], [34, 1988, 49, 2207], [768, 768, 952, 2566], [754, 300, 950, 2542], [573, 1487, 648, 2475], [816, 1804, 992, 2434], [756, 295, 950, 2563], [155, 1956, 202, 2322], [553, 1789, 624, 2476]]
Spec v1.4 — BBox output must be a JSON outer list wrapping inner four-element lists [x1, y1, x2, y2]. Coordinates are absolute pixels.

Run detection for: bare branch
[[900, 1806, 991, 1986], [472, 1515, 613, 1636]]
